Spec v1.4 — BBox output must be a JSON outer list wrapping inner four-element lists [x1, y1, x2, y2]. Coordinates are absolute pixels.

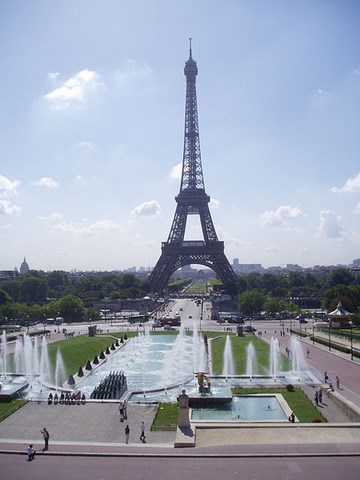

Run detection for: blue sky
[[1, 0, 359, 272]]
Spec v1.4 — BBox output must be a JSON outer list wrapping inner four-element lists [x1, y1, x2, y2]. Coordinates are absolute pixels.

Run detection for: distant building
[[233, 263, 264, 274], [19, 257, 30, 275]]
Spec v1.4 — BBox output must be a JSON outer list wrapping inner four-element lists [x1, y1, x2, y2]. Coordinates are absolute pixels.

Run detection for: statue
[[178, 389, 190, 428], [197, 372, 211, 393]]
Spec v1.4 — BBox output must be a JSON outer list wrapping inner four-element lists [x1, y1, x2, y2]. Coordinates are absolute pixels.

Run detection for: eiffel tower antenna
[[150, 44, 236, 293]]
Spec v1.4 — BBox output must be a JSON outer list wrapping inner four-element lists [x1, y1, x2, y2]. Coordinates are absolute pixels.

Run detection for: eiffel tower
[[150, 41, 236, 293]]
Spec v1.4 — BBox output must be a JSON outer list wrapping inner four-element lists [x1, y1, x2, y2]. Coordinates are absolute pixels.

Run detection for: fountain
[[1, 326, 314, 407], [222, 335, 235, 378], [0, 330, 67, 398], [245, 342, 257, 380], [290, 336, 306, 374], [54, 349, 66, 389], [1, 330, 7, 378], [192, 324, 209, 374], [269, 336, 280, 379]]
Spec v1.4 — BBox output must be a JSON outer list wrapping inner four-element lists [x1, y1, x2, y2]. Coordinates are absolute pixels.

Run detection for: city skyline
[[1, 1, 360, 272]]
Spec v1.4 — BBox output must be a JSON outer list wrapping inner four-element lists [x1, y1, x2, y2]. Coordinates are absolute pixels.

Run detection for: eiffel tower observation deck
[[150, 41, 237, 293]]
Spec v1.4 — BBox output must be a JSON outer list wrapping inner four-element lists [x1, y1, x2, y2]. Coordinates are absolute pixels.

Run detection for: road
[[1, 451, 359, 480]]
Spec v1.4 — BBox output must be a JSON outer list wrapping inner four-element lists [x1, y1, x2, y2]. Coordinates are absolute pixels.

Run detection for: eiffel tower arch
[[150, 42, 236, 293]]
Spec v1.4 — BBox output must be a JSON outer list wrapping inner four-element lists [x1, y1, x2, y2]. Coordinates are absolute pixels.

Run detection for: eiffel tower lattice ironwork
[[150, 42, 236, 292]]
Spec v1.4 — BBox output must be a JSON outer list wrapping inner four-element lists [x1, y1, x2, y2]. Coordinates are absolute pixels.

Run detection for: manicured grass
[[0, 399, 27, 422], [231, 387, 326, 423], [152, 402, 178, 431], [210, 334, 291, 375]]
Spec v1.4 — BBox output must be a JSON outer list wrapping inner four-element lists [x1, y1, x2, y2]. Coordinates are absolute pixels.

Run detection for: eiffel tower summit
[[150, 41, 237, 293]]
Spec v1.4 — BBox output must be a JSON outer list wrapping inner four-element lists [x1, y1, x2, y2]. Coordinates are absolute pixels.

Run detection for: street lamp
[[312, 317, 315, 345], [200, 297, 204, 332], [349, 321, 353, 361]]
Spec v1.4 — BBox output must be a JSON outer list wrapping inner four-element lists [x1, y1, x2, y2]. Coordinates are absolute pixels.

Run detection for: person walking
[[125, 424, 130, 444], [118, 401, 124, 422], [41, 427, 49, 451], [314, 391, 319, 406], [123, 399, 128, 420], [318, 389, 323, 404], [140, 421, 146, 443], [336, 376, 340, 389]]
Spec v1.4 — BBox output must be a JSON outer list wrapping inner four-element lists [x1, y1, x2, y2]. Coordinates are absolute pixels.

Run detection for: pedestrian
[[318, 389, 323, 404], [324, 371, 329, 383], [336, 376, 340, 389], [41, 427, 49, 451], [125, 424, 130, 444], [140, 421, 146, 443], [306, 349, 310, 358], [314, 391, 319, 406], [123, 399, 128, 420], [27, 444, 36, 462], [288, 412, 295, 423], [118, 401, 124, 422]]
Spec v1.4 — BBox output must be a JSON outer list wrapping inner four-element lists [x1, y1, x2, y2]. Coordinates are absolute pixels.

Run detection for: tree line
[[0, 267, 359, 325]]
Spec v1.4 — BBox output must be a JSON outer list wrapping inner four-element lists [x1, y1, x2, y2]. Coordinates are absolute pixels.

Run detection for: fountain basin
[[191, 394, 291, 422], [0, 376, 29, 400]]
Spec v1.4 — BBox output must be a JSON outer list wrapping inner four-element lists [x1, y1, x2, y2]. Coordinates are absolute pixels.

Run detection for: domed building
[[19, 257, 30, 275]]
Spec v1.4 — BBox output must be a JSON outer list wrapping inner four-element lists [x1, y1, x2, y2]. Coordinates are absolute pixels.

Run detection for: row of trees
[[238, 285, 360, 323], [0, 293, 99, 325], [1, 267, 359, 325], [0, 271, 150, 304]]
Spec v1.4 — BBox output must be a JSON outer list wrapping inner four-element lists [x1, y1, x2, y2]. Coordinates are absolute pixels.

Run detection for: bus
[[159, 317, 181, 327], [128, 315, 149, 324]]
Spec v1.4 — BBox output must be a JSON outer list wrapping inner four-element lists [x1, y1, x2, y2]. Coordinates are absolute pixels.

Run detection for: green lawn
[[152, 402, 178, 431], [0, 400, 27, 422], [210, 333, 291, 375], [7, 332, 139, 378]]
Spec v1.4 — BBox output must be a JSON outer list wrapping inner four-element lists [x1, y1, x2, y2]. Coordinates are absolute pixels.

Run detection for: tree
[[238, 290, 265, 316], [19, 274, 48, 303], [58, 294, 85, 322], [0, 289, 13, 305]]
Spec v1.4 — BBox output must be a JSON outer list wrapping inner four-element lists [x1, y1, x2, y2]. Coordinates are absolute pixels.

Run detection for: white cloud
[[0, 175, 20, 197], [38, 212, 64, 221], [77, 141, 94, 150], [317, 210, 346, 239], [260, 205, 303, 227], [131, 200, 161, 216], [0, 200, 21, 216], [114, 60, 153, 85], [48, 72, 60, 81], [330, 172, 360, 193], [51, 219, 124, 237], [44, 69, 102, 111], [33, 177, 59, 188], [210, 198, 220, 208], [169, 163, 182, 180], [354, 203, 360, 214]]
